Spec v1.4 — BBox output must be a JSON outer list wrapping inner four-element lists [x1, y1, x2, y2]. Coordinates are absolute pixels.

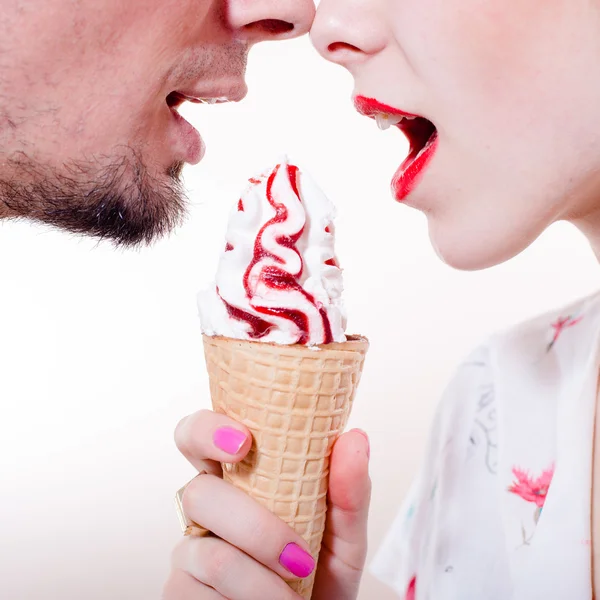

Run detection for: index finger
[[175, 409, 252, 472]]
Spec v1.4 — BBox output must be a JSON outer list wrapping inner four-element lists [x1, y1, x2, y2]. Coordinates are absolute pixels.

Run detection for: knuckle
[[170, 537, 188, 569], [180, 474, 210, 516], [174, 409, 212, 455], [198, 539, 236, 588], [161, 568, 184, 598], [247, 512, 280, 549], [174, 415, 192, 452], [250, 509, 294, 548], [171, 536, 213, 575]]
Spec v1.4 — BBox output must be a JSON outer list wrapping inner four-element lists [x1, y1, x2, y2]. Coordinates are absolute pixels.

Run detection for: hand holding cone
[[203, 334, 369, 599]]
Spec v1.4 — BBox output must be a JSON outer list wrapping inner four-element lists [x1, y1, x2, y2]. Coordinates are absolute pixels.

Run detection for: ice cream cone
[[202, 334, 369, 599]]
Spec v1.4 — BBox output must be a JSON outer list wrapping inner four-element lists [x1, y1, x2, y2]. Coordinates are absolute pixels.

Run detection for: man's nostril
[[328, 41, 361, 54], [246, 19, 295, 36]]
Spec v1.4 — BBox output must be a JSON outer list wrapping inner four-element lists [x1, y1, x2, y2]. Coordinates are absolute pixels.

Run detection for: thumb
[[312, 429, 371, 600]]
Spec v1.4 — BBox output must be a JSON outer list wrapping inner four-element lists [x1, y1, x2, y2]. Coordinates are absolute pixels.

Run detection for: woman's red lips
[[354, 96, 418, 119], [393, 130, 438, 202], [353, 95, 438, 202]]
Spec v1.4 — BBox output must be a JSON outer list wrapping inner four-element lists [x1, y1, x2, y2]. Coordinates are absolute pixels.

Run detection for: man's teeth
[[375, 113, 415, 131], [197, 97, 229, 105]]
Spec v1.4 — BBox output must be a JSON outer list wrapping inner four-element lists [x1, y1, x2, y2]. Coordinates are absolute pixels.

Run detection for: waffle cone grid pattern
[[203, 335, 368, 599]]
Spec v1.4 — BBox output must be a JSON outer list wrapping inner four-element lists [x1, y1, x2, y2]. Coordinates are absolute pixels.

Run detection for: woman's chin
[[427, 218, 533, 272]]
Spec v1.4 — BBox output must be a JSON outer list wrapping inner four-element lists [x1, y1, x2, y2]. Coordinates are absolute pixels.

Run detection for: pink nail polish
[[350, 428, 371, 459], [213, 427, 247, 455], [279, 543, 315, 578]]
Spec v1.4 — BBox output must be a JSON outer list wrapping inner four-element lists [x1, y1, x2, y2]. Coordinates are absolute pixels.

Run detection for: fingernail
[[279, 543, 315, 578], [213, 427, 247, 455], [350, 428, 370, 459]]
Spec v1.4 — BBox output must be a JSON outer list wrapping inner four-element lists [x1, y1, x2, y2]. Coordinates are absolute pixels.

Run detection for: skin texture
[[311, 0, 600, 270], [0, 0, 314, 245]]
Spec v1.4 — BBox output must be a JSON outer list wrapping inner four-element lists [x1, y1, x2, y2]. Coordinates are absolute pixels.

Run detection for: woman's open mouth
[[353, 95, 438, 202]]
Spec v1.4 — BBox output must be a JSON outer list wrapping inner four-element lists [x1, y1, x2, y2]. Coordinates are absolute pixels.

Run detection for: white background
[[1, 35, 599, 599]]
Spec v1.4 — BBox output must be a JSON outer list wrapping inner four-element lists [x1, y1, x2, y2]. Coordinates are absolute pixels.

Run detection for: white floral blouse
[[370, 291, 600, 600]]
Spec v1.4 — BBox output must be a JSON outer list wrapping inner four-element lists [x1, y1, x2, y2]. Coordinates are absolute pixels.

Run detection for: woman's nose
[[228, 0, 316, 44], [311, 0, 387, 68]]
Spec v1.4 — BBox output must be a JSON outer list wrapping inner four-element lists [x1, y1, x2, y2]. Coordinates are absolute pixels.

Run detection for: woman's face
[[311, 1, 600, 270]]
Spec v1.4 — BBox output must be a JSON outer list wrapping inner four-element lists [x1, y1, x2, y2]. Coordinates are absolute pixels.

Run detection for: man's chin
[[0, 151, 188, 247]]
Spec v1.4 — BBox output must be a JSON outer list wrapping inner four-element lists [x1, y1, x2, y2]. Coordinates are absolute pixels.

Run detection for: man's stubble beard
[[0, 38, 250, 248], [0, 149, 187, 247]]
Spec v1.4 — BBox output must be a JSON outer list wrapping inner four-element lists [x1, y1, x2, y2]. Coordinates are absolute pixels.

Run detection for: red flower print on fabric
[[508, 466, 554, 508], [508, 466, 555, 545], [547, 315, 583, 352], [405, 576, 416, 600]]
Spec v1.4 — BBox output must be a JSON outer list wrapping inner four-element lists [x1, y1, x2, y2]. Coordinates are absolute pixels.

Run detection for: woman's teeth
[[375, 113, 415, 131]]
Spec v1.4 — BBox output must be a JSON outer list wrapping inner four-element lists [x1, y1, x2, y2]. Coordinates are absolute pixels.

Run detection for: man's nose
[[228, 0, 316, 44], [311, 0, 386, 68]]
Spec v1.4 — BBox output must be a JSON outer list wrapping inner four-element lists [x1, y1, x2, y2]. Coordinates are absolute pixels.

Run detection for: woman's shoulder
[[435, 289, 600, 438], [480, 288, 600, 360]]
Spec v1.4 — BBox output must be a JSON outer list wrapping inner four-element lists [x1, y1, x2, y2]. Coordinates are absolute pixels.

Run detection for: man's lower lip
[[392, 133, 438, 202], [170, 108, 205, 165]]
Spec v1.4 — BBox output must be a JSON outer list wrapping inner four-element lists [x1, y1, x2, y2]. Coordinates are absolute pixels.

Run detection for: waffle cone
[[202, 334, 369, 599]]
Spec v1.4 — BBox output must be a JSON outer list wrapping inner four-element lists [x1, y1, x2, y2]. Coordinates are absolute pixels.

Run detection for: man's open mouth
[[164, 91, 233, 166], [166, 91, 231, 110]]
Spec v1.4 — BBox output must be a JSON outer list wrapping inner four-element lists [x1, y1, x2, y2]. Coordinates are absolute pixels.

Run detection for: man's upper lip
[[353, 95, 418, 119]]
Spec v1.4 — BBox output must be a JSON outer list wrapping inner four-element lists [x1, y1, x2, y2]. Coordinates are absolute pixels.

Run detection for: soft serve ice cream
[[197, 159, 368, 600], [199, 157, 347, 346]]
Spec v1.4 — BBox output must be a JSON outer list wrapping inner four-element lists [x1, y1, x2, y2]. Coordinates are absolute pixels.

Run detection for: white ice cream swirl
[[199, 158, 346, 345]]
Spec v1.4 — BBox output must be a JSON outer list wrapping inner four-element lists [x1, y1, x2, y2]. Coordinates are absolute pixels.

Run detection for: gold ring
[[174, 474, 211, 537]]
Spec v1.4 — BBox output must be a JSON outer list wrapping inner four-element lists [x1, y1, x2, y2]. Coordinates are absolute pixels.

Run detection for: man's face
[[0, 0, 315, 245]]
